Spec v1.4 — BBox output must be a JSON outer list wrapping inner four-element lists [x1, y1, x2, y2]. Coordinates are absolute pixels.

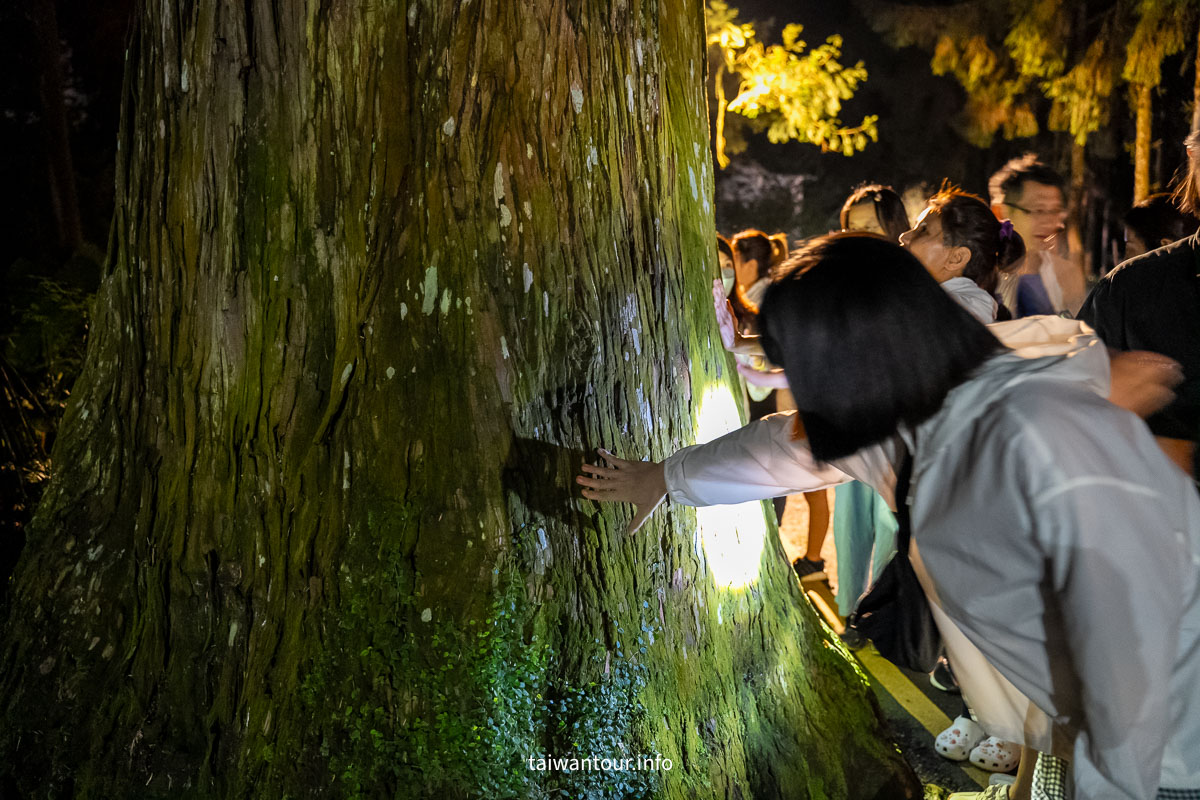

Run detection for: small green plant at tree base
[[705, 0, 878, 167]]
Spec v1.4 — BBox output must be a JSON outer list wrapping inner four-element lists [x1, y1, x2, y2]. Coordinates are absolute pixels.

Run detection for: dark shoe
[[929, 654, 960, 693], [792, 557, 826, 581], [840, 627, 867, 650]]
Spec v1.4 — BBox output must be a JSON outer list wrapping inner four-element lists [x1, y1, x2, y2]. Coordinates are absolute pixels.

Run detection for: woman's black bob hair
[[759, 234, 1004, 462]]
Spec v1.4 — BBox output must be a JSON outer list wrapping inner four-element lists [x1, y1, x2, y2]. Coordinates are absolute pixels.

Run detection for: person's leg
[[1008, 746, 1034, 800], [868, 489, 899, 580], [833, 482, 872, 615], [790, 489, 830, 579], [803, 488, 828, 561]]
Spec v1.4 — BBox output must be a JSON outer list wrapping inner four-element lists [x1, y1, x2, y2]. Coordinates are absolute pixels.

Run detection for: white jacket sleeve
[[663, 412, 847, 506], [663, 411, 899, 507]]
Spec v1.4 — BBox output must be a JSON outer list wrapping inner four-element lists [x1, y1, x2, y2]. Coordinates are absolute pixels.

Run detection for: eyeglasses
[[1005, 202, 1066, 219]]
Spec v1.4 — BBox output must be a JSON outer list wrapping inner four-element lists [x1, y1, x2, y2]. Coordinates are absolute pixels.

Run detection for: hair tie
[[998, 219, 1014, 240]]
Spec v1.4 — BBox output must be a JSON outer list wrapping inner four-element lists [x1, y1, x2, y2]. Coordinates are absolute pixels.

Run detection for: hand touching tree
[[576, 449, 668, 534]]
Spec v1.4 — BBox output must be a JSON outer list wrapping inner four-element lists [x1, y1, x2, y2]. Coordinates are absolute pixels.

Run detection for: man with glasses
[[1078, 132, 1200, 477], [988, 154, 1087, 316]]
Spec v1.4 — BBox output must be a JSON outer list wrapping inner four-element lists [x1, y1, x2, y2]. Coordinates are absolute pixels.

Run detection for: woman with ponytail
[[900, 187, 1025, 323], [898, 188, 1031, 777]]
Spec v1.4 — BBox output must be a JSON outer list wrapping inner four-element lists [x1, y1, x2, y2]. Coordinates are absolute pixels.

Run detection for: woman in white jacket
[[578, 235, 1200, 800]]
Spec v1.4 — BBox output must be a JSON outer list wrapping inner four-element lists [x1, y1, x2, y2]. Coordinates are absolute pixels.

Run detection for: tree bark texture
[[1134, 82, 1152, 202], [0, 2, 920, 798]]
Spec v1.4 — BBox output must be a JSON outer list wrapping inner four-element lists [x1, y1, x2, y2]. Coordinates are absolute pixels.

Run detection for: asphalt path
[[803, 580, 1001, 794]]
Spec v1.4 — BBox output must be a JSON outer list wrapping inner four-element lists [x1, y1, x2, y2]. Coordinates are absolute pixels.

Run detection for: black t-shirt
[[1077, 230, 1200, 441]]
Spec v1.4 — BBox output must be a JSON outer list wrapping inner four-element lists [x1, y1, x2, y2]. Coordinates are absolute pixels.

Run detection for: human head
[[717, 234, 736, 295], [731, 229, 774, 287], [759, 234, 1003, 461], [1170, 130, 1200, 218], [839, 184, 911, 242], [1123, 193, 1198, 259], [900, 188, 1026, 292], [988, 154, 1067, 250]]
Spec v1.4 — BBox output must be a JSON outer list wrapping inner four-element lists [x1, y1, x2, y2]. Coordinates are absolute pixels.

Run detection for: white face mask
[[721, 267, 736, 296]]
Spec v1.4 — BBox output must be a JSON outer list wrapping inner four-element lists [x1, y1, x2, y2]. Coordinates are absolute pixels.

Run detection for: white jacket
[[941, 276, 998, 324], [664, 317, 1200, 798]]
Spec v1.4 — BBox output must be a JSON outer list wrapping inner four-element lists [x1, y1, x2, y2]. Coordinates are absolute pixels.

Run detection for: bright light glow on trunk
[[693, 384, 767, 590]]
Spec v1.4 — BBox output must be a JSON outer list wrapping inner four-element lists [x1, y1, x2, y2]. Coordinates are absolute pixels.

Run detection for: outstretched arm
[[736, 361, 788, 389], [1106, 350, 1181, 419], [577, 414, 878, 534], [663, 414, 849, 506]]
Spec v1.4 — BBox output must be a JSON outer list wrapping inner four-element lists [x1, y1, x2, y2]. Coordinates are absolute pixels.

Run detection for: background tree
[[28, 0, 81, 252], [862, 0, 1199, 195], [858, 0, 1199, 273], [0, 1, 919, 798], [706, 0, 878, 168], [1193, 15, 1200, 132], [856, 0, 1038, 148], [1123, 0, 1195, 200]]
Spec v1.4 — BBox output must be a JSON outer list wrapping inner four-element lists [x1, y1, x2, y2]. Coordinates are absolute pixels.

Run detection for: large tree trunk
[[1133, 82, 1152, 202], [0, 2, 919, 798]]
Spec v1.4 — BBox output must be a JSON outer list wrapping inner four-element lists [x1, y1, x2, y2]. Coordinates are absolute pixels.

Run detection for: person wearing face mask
[[717, 234, 736, 296], [730, 229, 775, 325], [721, 230, 834, 581]]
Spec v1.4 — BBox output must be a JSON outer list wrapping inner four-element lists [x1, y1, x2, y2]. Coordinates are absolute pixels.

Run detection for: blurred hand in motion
[[1107, 350, 1182, 419], [713, 278, 737, 350], [576, 448, 667, 534], [737, 361, 789, 389]]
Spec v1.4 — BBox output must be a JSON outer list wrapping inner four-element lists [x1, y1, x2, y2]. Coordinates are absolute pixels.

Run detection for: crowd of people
[[576, 137, 1200, 800]]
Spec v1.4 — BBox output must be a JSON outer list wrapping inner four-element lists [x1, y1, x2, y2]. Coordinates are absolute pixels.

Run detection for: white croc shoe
[[969, 736, 1022, 772], [935, 715, 985, 761]]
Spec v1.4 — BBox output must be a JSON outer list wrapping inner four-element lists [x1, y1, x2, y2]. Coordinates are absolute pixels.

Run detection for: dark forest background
[[716, 0, 1195, 244]]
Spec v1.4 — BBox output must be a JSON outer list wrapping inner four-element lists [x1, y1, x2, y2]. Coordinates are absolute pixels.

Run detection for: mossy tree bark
[[0, 1, 920, 798]]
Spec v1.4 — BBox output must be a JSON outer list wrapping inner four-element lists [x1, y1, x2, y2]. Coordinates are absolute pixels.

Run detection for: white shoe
[[969, 736, 1021, 772], [935, 715, 985, 761]]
